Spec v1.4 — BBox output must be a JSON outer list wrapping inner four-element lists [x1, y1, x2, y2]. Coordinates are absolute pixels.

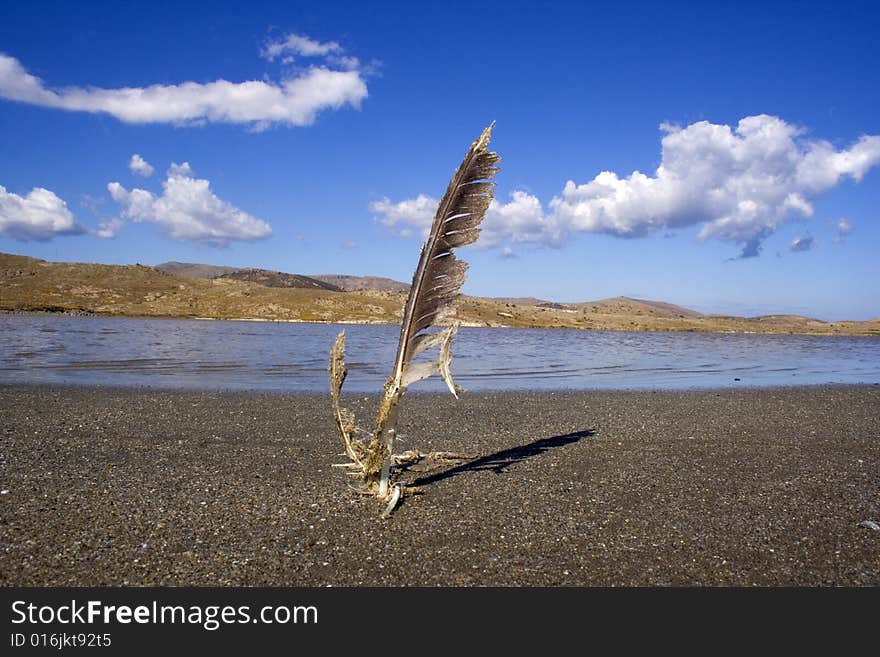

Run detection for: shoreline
[[2, 380, 880, 397], [3, 308, 879, 338], [1, 384, 878, 586]]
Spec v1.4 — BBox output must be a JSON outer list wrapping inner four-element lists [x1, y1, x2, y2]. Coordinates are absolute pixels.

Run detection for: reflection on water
[[1, 315, 878, 392]]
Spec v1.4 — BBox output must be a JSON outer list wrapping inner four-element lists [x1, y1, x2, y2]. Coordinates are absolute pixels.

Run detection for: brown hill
[[488, 296, 554, 306], [155, 261, 402, 293], [154, 261, 238, 278], [574, 296, 704, 319], [0, 253, 399, 323], [156, 261, 339, 291], [216, 269, 339, 291], [2, 253, 878, 336], [751, 314, 826, 324], [311, 274, 410, 293]]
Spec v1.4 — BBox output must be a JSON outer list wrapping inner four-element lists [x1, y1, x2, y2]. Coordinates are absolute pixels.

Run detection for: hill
[[2, 253, 878, 336], [154, 261, 238, 278], [215, 269, 339, 291], [155, 261, 405, 293], [310, 274, 410, 293], [489, 296, 554, 307], [572, 296, 705, 319], [1, 253, 399, 324], [156, 262, 340, 291]]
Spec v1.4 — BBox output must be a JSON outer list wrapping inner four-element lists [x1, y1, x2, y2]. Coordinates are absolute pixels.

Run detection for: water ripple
[[1, 315, 878, 392]]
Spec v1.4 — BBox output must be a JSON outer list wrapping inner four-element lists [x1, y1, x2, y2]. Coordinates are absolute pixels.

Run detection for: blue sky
[[1, 0, 878, 320]]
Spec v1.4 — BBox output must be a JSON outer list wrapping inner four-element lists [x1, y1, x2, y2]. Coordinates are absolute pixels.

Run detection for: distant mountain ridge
[[215, 269, 339, 291], [155, 262, 407, 293], [156, 261, 340, 291], [310, 274, 410, 293], [155, 261, 238, 279], [490, 295, 704, 318], [3, 253, 878, 335], [572, 296, 705, 319]]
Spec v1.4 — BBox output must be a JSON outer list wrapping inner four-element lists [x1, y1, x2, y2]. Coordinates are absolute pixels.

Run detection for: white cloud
[[79, 193, 105, 214], [95, 217, 123, 239], [261, 33, 343, 61], [483, 191, 562, 247], [834, 217, 853, 244], [128, 154, 154, 177], [107, 163, 271, 245], [0, 184, 84, 240], [789, 235, 815, 252], [167, 162, 193, 177], [373, 115, 880, 258], [369, 190, 559, 248], [370, 194, 437, 237], [551, 115, 880, 257], [0, 44, 368, 129]]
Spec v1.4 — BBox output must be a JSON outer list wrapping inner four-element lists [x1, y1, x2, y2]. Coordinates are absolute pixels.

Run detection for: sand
[[1, 384, 878, 586]]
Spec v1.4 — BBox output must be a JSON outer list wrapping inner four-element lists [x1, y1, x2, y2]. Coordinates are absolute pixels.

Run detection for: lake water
[[1, 315, 878, 392]]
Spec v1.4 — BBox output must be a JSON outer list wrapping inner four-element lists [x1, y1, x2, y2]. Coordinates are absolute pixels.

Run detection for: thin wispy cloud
[[167, 162, 193, 177], [833, 217, 853, 243], [373, 115, 880, 258], [0, 184, 84, 241], [0, 34, 369, 129], [789, 235, 815, 252], [128, 154, 154, 177], [79, 193, 105, 215], [107, 162, 272, 246], [261, 33, 367, 72], [261, 33, 343, 61], [95, 217, 123, 239]]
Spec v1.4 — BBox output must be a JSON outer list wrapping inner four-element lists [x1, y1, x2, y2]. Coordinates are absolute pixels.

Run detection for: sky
[[1, 0, 878, 320]]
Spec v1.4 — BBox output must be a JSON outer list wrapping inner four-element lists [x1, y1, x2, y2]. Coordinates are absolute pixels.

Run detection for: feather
[[400, 324, 462, 396], [362, 123, 499, 488], [389, 122, 499, 392], [328, 331, 363, 465], [438, 323, 462, 398]]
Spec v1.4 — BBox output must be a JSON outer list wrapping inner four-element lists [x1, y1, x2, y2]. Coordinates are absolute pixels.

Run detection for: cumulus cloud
[[370, 194, 437, 239], [0, 184, 84, 240], [374, 115, 880, 258], [370, 190, 559, 248], [107, 163, 271, 245], [128, 154, 154, 177], [789, 235, 815, 252], [483, 191, 562, 247], [551, 115, 879, 257], [0, 40, 368, 129]]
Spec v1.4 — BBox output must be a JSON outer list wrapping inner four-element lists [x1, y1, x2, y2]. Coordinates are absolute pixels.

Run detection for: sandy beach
[[1, 384, 878, 586]]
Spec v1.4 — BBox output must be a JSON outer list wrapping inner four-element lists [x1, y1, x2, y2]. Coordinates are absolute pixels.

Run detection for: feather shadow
[[406, 429, 594, 488]]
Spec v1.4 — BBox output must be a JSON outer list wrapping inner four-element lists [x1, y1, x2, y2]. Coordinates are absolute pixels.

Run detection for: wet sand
[[1, 384, 878, 586]]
